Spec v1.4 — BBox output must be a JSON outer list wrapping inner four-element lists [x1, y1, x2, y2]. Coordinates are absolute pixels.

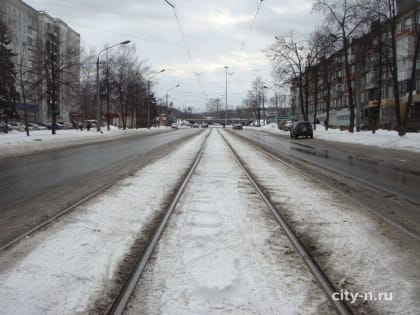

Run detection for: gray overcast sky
[[25, 0, 322, 112]]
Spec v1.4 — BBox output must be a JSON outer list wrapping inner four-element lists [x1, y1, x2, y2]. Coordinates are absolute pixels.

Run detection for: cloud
[[24, 0, 322, 111]]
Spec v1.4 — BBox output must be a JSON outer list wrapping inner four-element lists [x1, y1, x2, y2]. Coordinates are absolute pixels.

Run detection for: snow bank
[[0, 127, 170, 159], [257, 125, 420, 153]]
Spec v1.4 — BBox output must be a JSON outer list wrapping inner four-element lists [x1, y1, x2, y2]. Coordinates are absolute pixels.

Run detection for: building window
[[416, 57, 420, 70], [399, 80, 408, 94], [396, 22, 402, 34], [405, 17, 413, 30]]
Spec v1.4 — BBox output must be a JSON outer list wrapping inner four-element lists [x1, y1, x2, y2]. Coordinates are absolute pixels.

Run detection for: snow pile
[[0, 127, 170, 159], [257, 125, 420, 153], [0, 131, 206, 314], [223, 130, 420, 314]]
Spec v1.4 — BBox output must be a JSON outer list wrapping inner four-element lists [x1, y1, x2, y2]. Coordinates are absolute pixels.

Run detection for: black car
[[290, 121, 313, 139], [46, 122, 63, 130]]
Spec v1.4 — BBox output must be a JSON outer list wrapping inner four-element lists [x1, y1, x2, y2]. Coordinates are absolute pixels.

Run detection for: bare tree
[[402, 3, 420, 134], [361, 0, 420, 135], [267, 33, 314, 120], [32, 33, 80, 134], [15, 45, 34, 136], [78, 47, 97, 123], [313, 28, 338, 130], [206, 98, 223, 118], [0, 14, 17, 131], [313, 0, 370, 132]]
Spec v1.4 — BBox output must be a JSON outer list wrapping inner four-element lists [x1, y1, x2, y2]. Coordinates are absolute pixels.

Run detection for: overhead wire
[[164, 0, 208, 102], [229, 0, 266, 98], [228, 0, 265, 92]]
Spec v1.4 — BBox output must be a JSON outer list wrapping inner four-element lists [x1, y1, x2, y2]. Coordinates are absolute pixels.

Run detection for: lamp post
[[96, 40, 130, 132], [224, 65, 228, 126], [147, 69, 165, 129], [166, 84, 180, 109], [262, 85, 278, 123]]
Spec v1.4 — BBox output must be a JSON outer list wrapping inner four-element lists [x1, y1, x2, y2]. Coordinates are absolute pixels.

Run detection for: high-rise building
[[0, 0, 80, 123]]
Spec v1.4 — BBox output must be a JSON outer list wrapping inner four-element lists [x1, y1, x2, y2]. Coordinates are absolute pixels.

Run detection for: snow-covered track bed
[[120, 129, 337, 314], [222, 129, 420, 314], [219, 130, 352, 314], [0, 137, 190, 252], [0, 131, 210, 315], [108, 130, 211, 314]]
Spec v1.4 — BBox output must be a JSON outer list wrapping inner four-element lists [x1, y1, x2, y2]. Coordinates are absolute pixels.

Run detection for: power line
[[164, 0, 208, 102], [230, 0, 265, 78]]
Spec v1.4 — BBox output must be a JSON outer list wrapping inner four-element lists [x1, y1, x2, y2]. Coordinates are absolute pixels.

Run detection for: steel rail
[[228, 129, 420, 242], [219, 129, 353, 315], [107, 129, 211, 315], [0, 132, 199, 252]]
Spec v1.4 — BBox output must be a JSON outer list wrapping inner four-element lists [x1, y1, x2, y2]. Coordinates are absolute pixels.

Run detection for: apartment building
[[291, 0, 420, 131], [0, 0, 80, 123]]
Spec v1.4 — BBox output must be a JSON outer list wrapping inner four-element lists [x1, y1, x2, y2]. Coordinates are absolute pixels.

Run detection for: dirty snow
[[125, 129, 334, 314], [0, 130, 207, 314], [257, 125, 420, 153], [223, 130, 420, 314], [0, 127, 170, 159], [0, 126, 418, 314]]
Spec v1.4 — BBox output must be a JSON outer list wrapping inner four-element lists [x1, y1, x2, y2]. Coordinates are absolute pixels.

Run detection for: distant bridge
[[185, 118, 250, 124]]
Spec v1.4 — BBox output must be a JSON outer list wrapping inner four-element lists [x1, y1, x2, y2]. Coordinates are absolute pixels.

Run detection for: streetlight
[[224, 65, 228, 126], [96, 40, 130, 132], [147, 69, 165, 129], [166, 84, 180, 109], [262, 85, 277, 123]]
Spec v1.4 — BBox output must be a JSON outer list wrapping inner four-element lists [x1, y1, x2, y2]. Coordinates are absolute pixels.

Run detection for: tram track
[[227, 129, 420, 241], [106, 129, 210, 315], [0, 131, 203, 251], [218, 130, 353, 315], [107, 128, 352, 315]]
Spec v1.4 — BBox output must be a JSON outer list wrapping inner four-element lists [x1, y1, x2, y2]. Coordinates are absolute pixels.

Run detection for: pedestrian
[[87, 121, 91, 131]]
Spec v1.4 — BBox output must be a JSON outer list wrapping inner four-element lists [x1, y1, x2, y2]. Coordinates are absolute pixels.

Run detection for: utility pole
[[106, 51, 111, 131], [147, 80, 151, 128], [96, 40, 130, 132], [146, 69, 165, 129], [275, 93, 278, 121], [262, 90, 265, 126], [257, 86, 261, 127], [224, 65, 228, 126]]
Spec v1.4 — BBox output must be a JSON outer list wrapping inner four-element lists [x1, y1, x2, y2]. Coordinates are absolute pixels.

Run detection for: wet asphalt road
[[235, 128, 420, 205], [0, 129, 202, 208]]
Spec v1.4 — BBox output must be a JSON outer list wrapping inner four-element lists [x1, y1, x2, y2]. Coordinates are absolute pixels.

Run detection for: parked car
[[84, 120, 97, 128], [0, 121, 10, 132], [28, 122, 47, 130], [171, 123, 178, 129], [232, 123, 243, 130], [278, 120, 287, 130], [192, 123, 200, 128], [283, 120, 295, 131], [46, 122, 63, 130], [201, 122, 209, 128], [290, 121, 313, 139], [7, 122, 24, 131]]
